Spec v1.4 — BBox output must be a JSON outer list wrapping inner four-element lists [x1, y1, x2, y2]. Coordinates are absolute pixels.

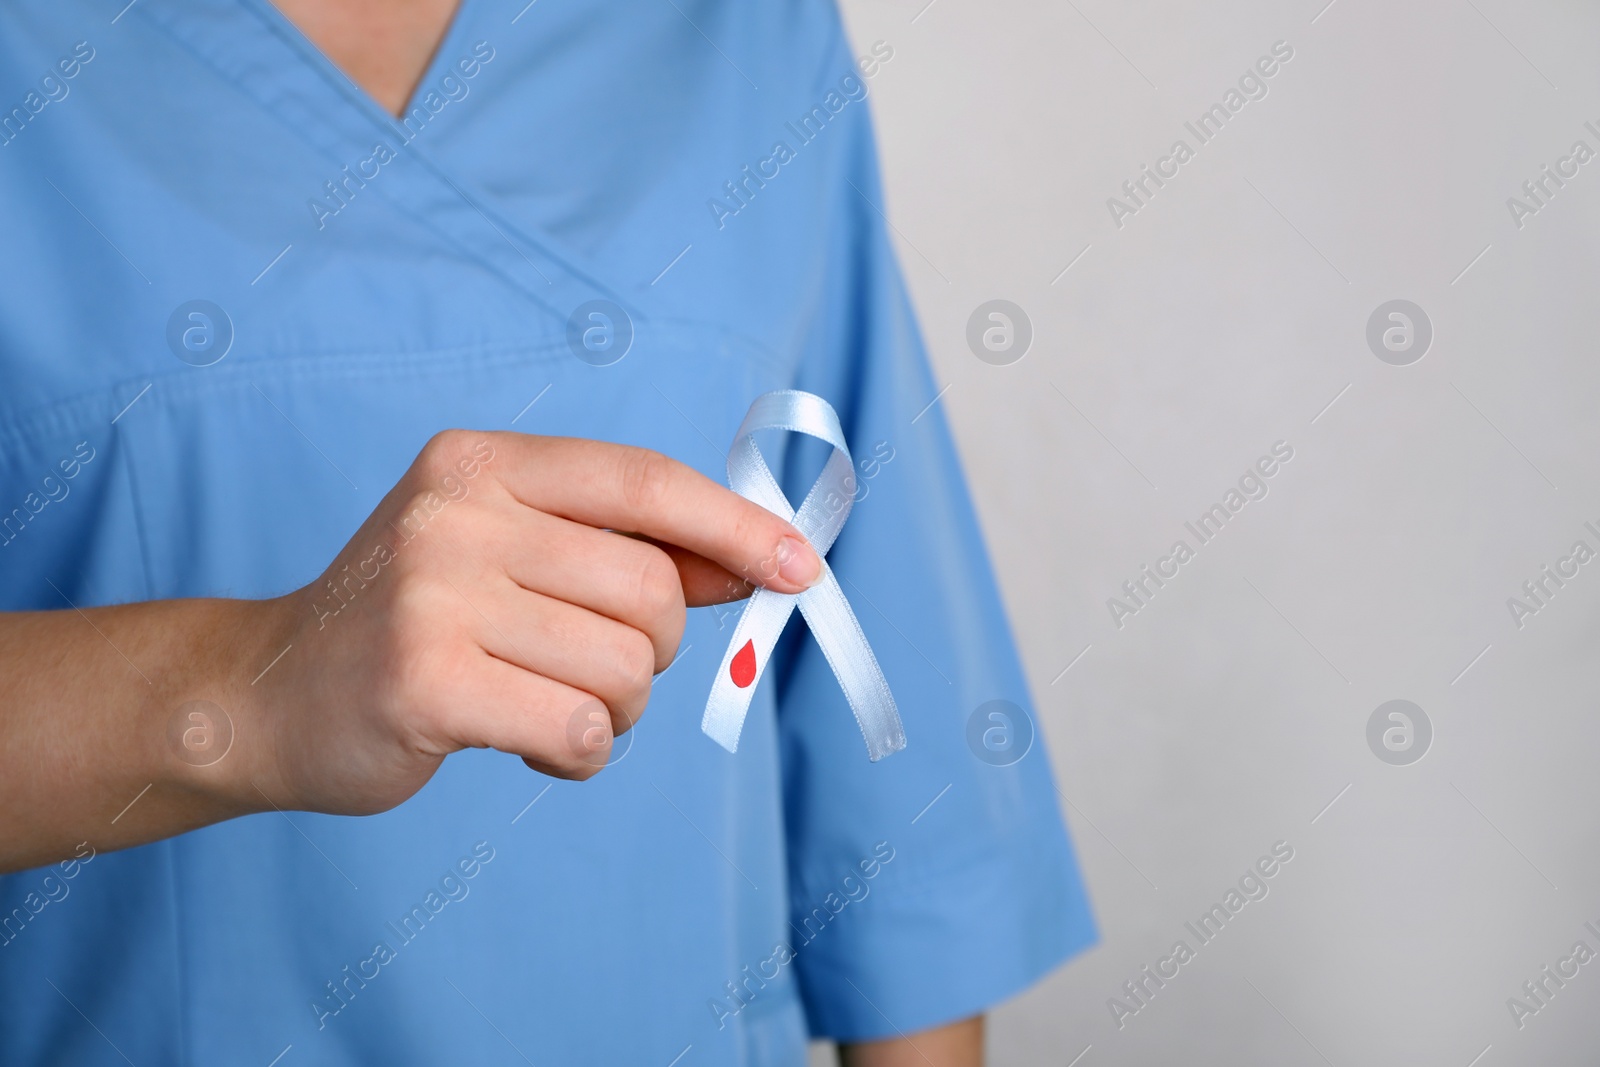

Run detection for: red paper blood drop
[[730, 639, 757, 688]]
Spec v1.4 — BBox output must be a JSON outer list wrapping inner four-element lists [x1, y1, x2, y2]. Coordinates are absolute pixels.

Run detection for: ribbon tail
[[703, 389, 905, 761], [797, 568, 907, 761], [700, 587, 799, 753]]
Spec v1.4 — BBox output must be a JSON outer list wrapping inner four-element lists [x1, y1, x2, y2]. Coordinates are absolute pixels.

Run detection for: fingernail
[[777, 536, 823, 589]]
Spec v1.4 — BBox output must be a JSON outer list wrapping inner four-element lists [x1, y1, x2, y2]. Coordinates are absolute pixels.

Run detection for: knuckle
[[390, 484, 470, 559], [387, 567, 444, 626], [414, 430, 489, 507], [632, 546, 684, 616], [376, 617, 446, 716], [616, 447, 673, 515], [383, 584, 465, 697], [616, 628, 657, 693], [388, 503, 439, 563], [418, 429, 470, 478]]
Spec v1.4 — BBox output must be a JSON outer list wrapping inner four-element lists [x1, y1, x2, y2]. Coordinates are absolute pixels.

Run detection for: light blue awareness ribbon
[[701, 390, 906, 761]]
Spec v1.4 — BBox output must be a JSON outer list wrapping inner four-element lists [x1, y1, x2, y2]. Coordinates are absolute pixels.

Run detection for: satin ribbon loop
[[701, 390, 906, 761]]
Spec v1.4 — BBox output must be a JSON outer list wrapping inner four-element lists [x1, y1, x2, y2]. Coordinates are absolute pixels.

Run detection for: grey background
[[815, 1, 1600, 1064]]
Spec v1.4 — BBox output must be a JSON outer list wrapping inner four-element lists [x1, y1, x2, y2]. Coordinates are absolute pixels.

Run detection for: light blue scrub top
[[0, 1, 1095, 1063]]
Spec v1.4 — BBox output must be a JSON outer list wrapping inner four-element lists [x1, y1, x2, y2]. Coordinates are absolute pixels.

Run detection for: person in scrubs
[[0, 1, 1095, 1063]]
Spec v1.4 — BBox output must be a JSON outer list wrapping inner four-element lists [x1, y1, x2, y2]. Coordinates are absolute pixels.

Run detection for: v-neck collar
[[396, 0, 485, 120], [135, 0, 636, 325], [246, 0, 485, 127]]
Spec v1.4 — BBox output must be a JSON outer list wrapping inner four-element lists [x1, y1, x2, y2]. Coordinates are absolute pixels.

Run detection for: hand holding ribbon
[[701, 390, 906, 762]]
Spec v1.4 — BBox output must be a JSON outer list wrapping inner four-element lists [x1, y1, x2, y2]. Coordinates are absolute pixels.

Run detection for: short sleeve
[[770, 14, 1098, 1042]]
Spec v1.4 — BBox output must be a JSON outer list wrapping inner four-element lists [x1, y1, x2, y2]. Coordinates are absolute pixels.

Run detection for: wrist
[[152, 594, 301, 818]]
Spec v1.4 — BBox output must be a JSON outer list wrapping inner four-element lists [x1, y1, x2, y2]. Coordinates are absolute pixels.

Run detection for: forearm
[[838, 1014, 984, 1067], [0, 596, 291, 874]]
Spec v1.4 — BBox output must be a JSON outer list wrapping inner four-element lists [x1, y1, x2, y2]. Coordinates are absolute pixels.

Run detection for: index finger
[[483, 433, 824, 595]]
